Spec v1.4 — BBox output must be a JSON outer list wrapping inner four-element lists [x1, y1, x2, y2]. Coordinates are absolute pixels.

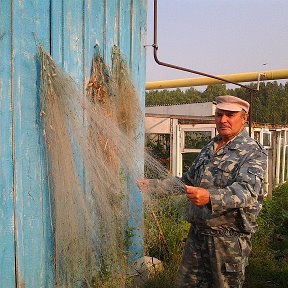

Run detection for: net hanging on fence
[[39, 44, 185, 287]]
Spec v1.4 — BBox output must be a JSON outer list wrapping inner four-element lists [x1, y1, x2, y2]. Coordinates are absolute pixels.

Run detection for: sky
[[145, 0, 288, 89]]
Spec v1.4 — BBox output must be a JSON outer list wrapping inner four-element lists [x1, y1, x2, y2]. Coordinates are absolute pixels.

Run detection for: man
[[138, 95, 268, 287]]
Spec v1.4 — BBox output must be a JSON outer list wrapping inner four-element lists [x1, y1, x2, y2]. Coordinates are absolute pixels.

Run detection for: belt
[[193, 225, 242, 237]]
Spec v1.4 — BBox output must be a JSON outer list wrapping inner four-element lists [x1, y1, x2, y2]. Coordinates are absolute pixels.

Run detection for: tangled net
[[39, 44, 185, 287]]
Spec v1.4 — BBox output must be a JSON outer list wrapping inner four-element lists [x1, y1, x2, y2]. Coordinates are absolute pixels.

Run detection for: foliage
[[146, 134, 170, 161], [144, 183, 288, 287], [146, 81, 288, 125], [244, 183, 288, 287], [184, 131, 211, 149], [144, 196, 189, 287], [146, 87, 202, 106]]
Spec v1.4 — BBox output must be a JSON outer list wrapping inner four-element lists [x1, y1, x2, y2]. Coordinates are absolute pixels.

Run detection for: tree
[[145, 81, 288, 125], [202, 84, 226, 102]]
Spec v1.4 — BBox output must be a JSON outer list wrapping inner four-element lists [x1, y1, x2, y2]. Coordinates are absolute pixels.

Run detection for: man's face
[[215, 109, 247, 141]]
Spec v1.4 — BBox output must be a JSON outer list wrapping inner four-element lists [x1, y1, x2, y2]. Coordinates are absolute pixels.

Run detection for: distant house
[[145, 102, 288, 197]]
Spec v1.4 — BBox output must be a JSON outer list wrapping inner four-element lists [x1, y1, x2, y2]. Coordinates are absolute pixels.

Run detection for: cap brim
[[216, 103, 242, 112]]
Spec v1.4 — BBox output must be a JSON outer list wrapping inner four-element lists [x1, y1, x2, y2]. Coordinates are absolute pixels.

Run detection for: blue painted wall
[[0, 1, 16, 287], [0, 0, 147, 286]]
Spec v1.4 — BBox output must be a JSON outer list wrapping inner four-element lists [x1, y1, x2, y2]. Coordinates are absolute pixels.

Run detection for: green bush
[[244, 183, 288, 287]]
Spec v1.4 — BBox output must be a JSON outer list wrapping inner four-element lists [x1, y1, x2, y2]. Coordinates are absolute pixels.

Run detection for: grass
[[144, 184, 288, 287], [143, 195, 189, 287]]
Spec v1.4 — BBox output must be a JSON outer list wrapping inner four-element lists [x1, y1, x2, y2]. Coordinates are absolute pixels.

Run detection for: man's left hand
[[185, 186, 210, 206]]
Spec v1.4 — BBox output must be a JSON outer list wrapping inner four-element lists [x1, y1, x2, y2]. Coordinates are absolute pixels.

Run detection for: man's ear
[[245, 113, 249, 123], [242, 112, 248, 124]]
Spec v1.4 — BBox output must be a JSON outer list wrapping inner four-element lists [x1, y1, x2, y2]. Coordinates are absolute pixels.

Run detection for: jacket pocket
[[214, 161, 239, 188]]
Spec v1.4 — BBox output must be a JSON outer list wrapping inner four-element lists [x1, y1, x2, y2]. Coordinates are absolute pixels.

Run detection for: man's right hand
[[185, 185, 210, 206]]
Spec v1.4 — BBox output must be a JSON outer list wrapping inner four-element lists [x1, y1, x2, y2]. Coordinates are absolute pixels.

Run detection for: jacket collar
[[213, 129, 249, 152]]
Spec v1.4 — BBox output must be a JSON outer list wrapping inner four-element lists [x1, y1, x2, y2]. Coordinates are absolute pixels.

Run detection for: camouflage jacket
[[181, 129, 268, 234]]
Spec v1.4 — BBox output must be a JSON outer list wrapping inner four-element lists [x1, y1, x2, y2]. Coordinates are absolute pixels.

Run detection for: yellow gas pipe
[[145, 69, 288, 90]]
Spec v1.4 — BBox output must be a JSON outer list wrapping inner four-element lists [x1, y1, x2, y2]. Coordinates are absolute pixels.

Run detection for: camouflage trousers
[[176, 226, 251, 288]]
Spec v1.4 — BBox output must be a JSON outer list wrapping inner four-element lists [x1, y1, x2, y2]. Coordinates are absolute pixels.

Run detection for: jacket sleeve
[[181, 163, 196, 186], [181, 146, 209, 187], [209, 148, 268, 214]]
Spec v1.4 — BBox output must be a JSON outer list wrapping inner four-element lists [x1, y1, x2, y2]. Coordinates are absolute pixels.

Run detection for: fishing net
[[39, 44, 185, 287]]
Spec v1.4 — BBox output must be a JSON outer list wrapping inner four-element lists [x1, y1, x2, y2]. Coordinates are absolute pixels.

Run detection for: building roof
[[146, 102, 215, 117]]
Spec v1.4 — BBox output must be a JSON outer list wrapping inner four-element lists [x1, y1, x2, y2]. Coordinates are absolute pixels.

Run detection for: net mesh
[[39, 45, 185, 287]]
